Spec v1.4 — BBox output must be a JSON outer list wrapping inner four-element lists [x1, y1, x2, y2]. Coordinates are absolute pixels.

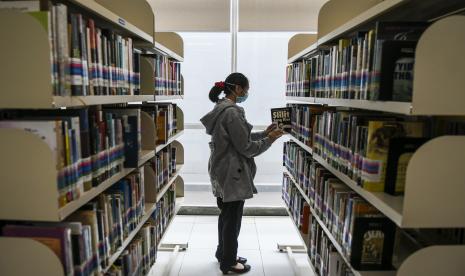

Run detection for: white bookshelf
[[154, 41, 184, 62], [287, 42, 318, 64], [69, 0, 153, 43], [102, 167, 184, 273], [284, 168, 396, 276], [0, 1, 187, 275], [287, 134, 313, 154], [285, 1, 465, 275]]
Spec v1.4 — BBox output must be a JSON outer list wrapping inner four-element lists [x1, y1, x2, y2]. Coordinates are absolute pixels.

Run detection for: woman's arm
[[224, 109, 272, 158]]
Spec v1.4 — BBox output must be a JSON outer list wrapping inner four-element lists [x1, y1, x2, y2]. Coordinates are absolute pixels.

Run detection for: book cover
[[384, 137, 427, 195], [362, 120, 424, 192], [371, 40, 417, 101], [271, 107, 292, 133], [349, 216, 396, 270]]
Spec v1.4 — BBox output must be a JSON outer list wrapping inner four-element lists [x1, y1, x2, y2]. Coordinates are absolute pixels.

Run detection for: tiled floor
[[182, 191, 285, 207], [149, 216, 315, 276]]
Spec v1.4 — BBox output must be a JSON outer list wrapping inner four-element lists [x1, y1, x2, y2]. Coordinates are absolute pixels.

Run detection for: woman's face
[[235, 84, 249, 97]]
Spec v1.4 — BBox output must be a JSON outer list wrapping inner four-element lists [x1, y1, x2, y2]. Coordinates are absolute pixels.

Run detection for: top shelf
[[68, 0, 153, 44], [152, 42, 184, 62], [286, 97, 412, 115], [289, 0, 465, 62]]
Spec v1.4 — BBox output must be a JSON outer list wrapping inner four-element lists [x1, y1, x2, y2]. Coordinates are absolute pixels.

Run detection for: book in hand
[[271, 107, 292, 133]]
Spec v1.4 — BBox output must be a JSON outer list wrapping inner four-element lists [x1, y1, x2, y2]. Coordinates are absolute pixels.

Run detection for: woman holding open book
[[200, 72, 283, 274]]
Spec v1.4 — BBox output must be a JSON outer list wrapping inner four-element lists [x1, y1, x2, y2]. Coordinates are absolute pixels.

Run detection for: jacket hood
[[200, 99, 240, 135]]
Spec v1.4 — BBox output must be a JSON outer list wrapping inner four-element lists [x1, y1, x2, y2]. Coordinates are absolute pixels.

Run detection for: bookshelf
[[0, 125, 185, 221], [284, 0, 465, 275], [0, 0, 156, 109], [0, 1, 186, 275], [287, 134, 465, 228], [287, 3, 465, 116], [284, 168, 396, 276], [287, 34, 317, 63], [102, 168, 184, 273]]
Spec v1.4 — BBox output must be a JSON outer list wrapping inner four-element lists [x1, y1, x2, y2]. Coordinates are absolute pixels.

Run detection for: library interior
[[0, 0, 465, 276]]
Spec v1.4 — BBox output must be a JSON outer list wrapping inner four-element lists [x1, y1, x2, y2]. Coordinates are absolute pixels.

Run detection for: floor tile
[[195, 215, 255, 224], [238, 223, 260, 250], [161, 221, 194, 244], [172, 215, 196, 224], [261, 251, 294, 276], [177, 248, 222, 276], [188, 223, 219, 249], [149, 250, 185, 276], [255, 217, 303, 250]]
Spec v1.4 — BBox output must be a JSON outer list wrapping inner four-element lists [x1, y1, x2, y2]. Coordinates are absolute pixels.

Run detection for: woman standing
[[200, 72, 284, 274]]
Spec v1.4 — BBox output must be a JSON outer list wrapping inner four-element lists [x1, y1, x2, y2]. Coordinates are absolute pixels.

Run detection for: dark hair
[[208, 72, 249, 103]]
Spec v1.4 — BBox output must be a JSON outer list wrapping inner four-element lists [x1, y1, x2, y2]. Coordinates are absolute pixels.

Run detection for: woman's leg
[[216, 197, 224, 261], [220, 200, 245, 270]]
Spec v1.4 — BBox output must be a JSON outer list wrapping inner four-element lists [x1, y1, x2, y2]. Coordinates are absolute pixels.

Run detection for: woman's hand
[[268, 129, 284, 143], [265, 123, 278, 135]]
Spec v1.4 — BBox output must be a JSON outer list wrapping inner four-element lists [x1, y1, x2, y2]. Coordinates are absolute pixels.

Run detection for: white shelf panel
[[156, 165, 183, 203], [312, 154, 404, 226], [287, 135, 313, 155], [53, 95, 155, 108], [153, 95, 184, 102], [315, 98, 412, 114], [285, 96, 412, 115], [287, 42, 318, 63], [154, 42, 184, 62], [138, 150, 155, 167], [156, 131, 185, 153], [285, 96, 316, 104], [317, 0, 405, 46], [284, 168, 396, 276], [68, 0, 153, 43]]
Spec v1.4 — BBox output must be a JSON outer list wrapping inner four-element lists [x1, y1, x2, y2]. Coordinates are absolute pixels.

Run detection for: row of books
[[107, 220, 158, 276], [282, 170, 396, 271], [153, 55, 182, 96], [313, 110, 428, 194], [152, 184, 176, 245], [0, 169, 145, 276], [141, 103, 179, 145], [287, 104, 326, 147], [148, 145, 178, 193], [286, 61, 311, 97], [283, 176, 354, 276], [0, 2, 141, 96], [0, 108, 136, 206], [286, 21, 429, 102]]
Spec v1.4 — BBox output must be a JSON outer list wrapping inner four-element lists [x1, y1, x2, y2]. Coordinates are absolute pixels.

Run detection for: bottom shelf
[[284, 169, 396, 276]]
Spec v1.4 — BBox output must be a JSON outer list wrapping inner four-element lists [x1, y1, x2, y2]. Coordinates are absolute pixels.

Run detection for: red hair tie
[[215, 81, 225, 89]]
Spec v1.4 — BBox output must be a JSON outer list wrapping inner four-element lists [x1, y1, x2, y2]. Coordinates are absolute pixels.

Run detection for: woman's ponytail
[[209, 85, 223, 103]]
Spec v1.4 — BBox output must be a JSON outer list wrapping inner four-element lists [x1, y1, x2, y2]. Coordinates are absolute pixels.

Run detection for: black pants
[[216, 197, 245, 269]]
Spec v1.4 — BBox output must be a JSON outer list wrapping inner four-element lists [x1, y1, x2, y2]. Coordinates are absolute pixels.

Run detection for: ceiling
[[148, 0, 328, 32]]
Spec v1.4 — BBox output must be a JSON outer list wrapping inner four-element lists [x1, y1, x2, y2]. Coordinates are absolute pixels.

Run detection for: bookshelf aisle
[[282, 0, 465, 276], [0, 0, 186, 275]]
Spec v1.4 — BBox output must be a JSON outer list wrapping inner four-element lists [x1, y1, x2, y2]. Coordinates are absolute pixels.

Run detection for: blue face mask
[[236, 92, 249, 103]]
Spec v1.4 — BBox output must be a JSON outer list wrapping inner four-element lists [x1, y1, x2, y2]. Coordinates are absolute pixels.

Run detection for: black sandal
[[221, 263, 251, 274], [216, 252, 248, 264]]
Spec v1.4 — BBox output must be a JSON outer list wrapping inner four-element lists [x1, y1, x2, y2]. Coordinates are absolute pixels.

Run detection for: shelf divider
[[397, 246, 465, 276], [0, 237, 64, 276]]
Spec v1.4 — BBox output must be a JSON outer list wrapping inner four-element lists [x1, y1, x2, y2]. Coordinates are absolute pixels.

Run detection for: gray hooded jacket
[[200, 99, 272, 202]]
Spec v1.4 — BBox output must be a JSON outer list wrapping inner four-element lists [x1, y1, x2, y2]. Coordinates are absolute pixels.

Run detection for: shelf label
[[118, 18, 126, 26]]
